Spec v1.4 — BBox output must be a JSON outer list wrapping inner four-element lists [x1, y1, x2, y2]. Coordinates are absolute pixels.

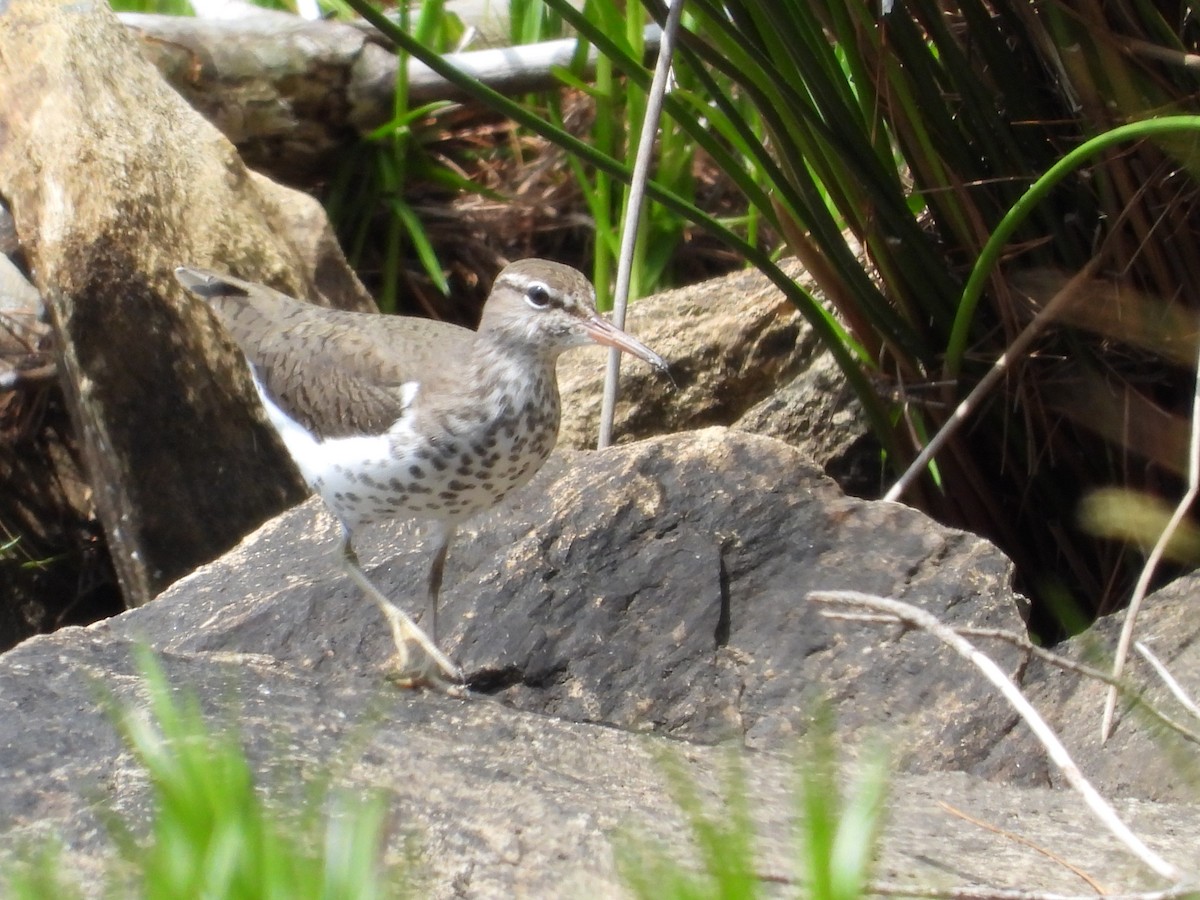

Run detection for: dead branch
[[1101, 307, 1200, 743], [809, 589, 1187, 884]]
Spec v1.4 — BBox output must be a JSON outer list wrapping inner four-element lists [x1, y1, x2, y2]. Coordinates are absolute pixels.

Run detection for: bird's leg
[[337, 524, 463, 686], [425, 523, 456, 644]]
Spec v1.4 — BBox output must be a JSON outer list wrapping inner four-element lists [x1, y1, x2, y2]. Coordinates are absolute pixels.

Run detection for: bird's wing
[[176, 267, 472, 439]]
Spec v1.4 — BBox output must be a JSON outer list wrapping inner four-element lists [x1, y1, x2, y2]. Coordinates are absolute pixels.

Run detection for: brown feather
[[178, 268, 471, 438]]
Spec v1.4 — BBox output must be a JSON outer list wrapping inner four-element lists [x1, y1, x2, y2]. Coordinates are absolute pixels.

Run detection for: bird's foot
[[375, 609, 465, 693], [339, 549, 463, 690], [385, 651, 468, 697]]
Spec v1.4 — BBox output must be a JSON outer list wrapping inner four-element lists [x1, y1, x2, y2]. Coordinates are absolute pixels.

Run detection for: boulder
[[0, 0, 371, 611], [0, 427, 1195, 893], [557, 260, 879, 499], [119, 428, 1025, 770]]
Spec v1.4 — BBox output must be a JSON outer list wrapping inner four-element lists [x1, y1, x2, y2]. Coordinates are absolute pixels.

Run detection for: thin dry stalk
[[598, 0, 685, 449], [808, 589, 1186, 883], [1101, 314, 1200, 743], [885, 258, 1102, 503], [1135, 641, 1200, 722]]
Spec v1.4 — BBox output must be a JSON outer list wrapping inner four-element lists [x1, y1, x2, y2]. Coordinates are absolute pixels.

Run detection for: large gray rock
[[0, 429, 1195, 897], [0, 0, 369, 613], [556, 260, 879, 498], [115, 428, 1024, 770], [1, 427, 1195, 893], [1, 639, 1196, 896], [558, 263, 862, 447]]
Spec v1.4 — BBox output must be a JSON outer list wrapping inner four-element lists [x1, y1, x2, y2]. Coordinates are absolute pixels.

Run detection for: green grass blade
[[947, 115, 1200, 377]]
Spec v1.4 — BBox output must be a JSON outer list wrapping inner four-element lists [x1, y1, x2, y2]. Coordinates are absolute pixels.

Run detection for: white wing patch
[[248, 367, 394, 491], [389, 381, 420, 434]]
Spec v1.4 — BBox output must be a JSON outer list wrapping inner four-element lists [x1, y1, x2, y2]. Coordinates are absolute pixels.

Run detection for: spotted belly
[[252, 362, 560, 530], [307, 418, 557, 529]]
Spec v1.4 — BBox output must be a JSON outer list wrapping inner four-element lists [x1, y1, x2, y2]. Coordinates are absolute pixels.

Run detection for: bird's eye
[[525, 283, 552, 309]]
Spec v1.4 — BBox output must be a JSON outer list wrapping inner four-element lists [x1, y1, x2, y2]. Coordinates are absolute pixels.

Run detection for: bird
[[175, 260, 668, 688]]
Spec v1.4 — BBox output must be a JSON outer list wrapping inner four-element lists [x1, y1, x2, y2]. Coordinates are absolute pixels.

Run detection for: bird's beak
[[583, 315, 670, 373]]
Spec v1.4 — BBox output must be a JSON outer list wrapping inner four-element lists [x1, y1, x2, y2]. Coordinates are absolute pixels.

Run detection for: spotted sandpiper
[[175, 260, 667, 687]]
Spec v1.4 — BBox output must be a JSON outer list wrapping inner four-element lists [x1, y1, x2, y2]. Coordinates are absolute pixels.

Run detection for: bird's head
[[478, 259, 668, 373]]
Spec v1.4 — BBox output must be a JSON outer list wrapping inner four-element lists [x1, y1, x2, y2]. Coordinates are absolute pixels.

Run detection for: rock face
[[2, 427, 1194, 893], [557, 262, 815, 449], [980, 572, 1200, 802], [557, 260, 871, 462], [117, 428, 1025, 769], [556, 259, 881, 498], [0, 0, 373, 612]]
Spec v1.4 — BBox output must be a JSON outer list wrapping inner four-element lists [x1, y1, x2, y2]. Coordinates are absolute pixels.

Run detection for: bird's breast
[[311, 372, 562, 529]]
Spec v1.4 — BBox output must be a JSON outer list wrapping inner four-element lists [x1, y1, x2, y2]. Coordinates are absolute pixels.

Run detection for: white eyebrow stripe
[[503, 273, 550, 292]]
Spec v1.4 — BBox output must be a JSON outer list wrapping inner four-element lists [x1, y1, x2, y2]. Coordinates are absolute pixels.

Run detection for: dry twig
[[598, 0, 685, 448], [1101, 315, 1200, 743], [885, 258, 1101, 503], [809, 589, 1186, 883], [1135, 641, 1200, 722]]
